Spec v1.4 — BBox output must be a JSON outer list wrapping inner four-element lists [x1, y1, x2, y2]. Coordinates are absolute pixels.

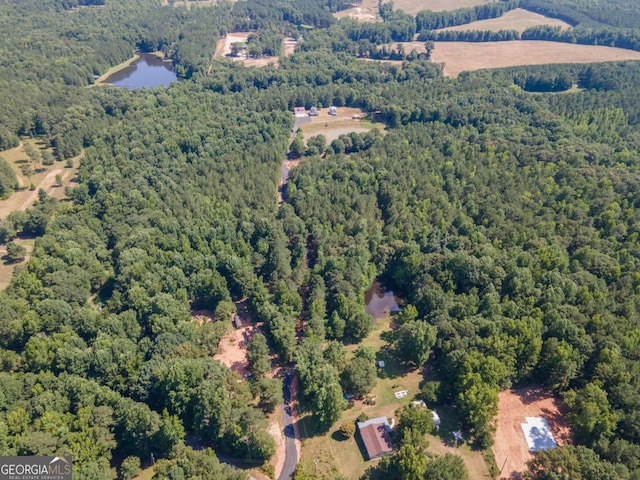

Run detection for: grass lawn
[[0, 141, 81, 218], [298, 107, 386, 144], [299, 310, 490, 479], [132, 466, 154, 480]]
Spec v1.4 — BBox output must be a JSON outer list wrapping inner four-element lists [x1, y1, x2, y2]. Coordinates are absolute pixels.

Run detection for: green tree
[[564, 383, 618, 447], [5, 241, 26, 263], [253, 377, 283, 413], [340, 354, 376, 398], [247, 333, 271, 377], [119, 456, 140, 480], [339, 421, 355, 439], [424, 453, 469, 480], [392, 320, 436, 367], [290, 130, 305, 158]]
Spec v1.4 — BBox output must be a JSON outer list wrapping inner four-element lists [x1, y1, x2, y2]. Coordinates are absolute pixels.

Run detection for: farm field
[[398, 40, 640, 76], [390, 0, 493, 15], [493, 386, 571, 480], [160, 0, 225, 7], [335, 0, 492, 22], [438, 8, 572, 33]]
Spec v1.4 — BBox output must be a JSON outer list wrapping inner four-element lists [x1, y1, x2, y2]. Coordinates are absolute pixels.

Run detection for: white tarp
[[521, 417, 558, 452], [431, 410, 441, 429]]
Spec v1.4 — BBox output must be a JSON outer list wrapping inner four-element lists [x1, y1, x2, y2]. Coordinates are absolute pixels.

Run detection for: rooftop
[[357, 416, 393, 460]]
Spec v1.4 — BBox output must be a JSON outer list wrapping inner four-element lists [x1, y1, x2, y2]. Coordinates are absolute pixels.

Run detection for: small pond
[[365, 279, 401, 319], [103, 53, 178, 90]]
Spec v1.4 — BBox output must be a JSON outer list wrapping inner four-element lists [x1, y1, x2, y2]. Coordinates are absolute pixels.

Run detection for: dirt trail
[[19, 169, 63, 210]]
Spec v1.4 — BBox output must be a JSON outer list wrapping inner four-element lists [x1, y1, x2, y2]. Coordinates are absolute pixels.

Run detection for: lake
[[365, 279, 401, 320], [103, 53, 178, 90]]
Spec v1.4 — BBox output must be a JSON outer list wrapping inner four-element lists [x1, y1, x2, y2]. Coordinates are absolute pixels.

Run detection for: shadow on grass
[[1, 254, 24, 266], [330, 430, 349, 442]]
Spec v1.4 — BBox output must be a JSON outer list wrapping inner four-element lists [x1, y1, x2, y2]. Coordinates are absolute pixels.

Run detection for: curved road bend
[[279, 372, 299, 479]]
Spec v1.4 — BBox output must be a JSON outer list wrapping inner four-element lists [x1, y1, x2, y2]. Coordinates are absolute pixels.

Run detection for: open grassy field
[[0, 142, 81, 218], [335, 0, 492, 21], [297, 107, 386, 143], [390, 0, 493, 15], [387, 40, 640, 77], [438, 8, 572, 33], [160, 0, 227, 7], [0, 238, 34, 291]]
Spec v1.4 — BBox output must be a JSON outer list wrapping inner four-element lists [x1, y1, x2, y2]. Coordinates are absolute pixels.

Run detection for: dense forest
[[2, 0, 640, 479]]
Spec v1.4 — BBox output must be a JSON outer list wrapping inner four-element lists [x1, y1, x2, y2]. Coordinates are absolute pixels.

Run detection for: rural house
[[357, 416, 393, 460], [293, 106, 307, 117]]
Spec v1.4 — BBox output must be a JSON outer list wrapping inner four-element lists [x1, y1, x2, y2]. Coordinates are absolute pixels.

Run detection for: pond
[[103, 53, 178, 90], [365, 279, 401, 320]]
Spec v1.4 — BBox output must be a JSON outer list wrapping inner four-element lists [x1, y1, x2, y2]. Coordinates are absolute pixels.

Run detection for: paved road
[[278, 372, 298, 480]]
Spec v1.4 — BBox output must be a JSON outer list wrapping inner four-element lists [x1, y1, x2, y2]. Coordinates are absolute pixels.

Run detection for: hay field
[[392, 0, 493, 15], [161, 0, 228, 7], [335, 0, 492, 21], [438, 8, 572, 33], [393, 40, 640, 76]]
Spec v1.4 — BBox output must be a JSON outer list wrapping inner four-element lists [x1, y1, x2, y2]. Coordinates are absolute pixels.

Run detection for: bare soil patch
[[334, 5, 380, 22], [269, 412, 286, 478], [214, 32, 251, 58], [190, 309, 216, 325], [493, 386, 571, 480], [213, 33, 296, 70], [391, 40, 640, 77], [213, 317, 256, 379], [438, 8, 571, 33]]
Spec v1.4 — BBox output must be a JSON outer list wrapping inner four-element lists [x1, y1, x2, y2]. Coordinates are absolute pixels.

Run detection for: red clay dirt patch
[[213, 317, 256, 379], [493, 386, 572, 480]]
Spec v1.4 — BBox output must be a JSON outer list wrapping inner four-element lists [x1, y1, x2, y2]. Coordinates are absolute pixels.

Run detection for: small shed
[[329, 106, 338, 116], [357, 417, 393, 460], [377, 360, 385, 368], [233, 314, 242, 329]]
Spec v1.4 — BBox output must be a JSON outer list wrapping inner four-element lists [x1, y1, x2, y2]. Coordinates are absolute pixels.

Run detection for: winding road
[[278, 372, 300, 480]]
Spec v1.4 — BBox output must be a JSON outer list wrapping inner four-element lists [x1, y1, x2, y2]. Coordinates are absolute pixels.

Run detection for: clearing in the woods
[[493, 386, 571, 480], [386, 40, 640, 77], [437, 8, 572, 33]]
